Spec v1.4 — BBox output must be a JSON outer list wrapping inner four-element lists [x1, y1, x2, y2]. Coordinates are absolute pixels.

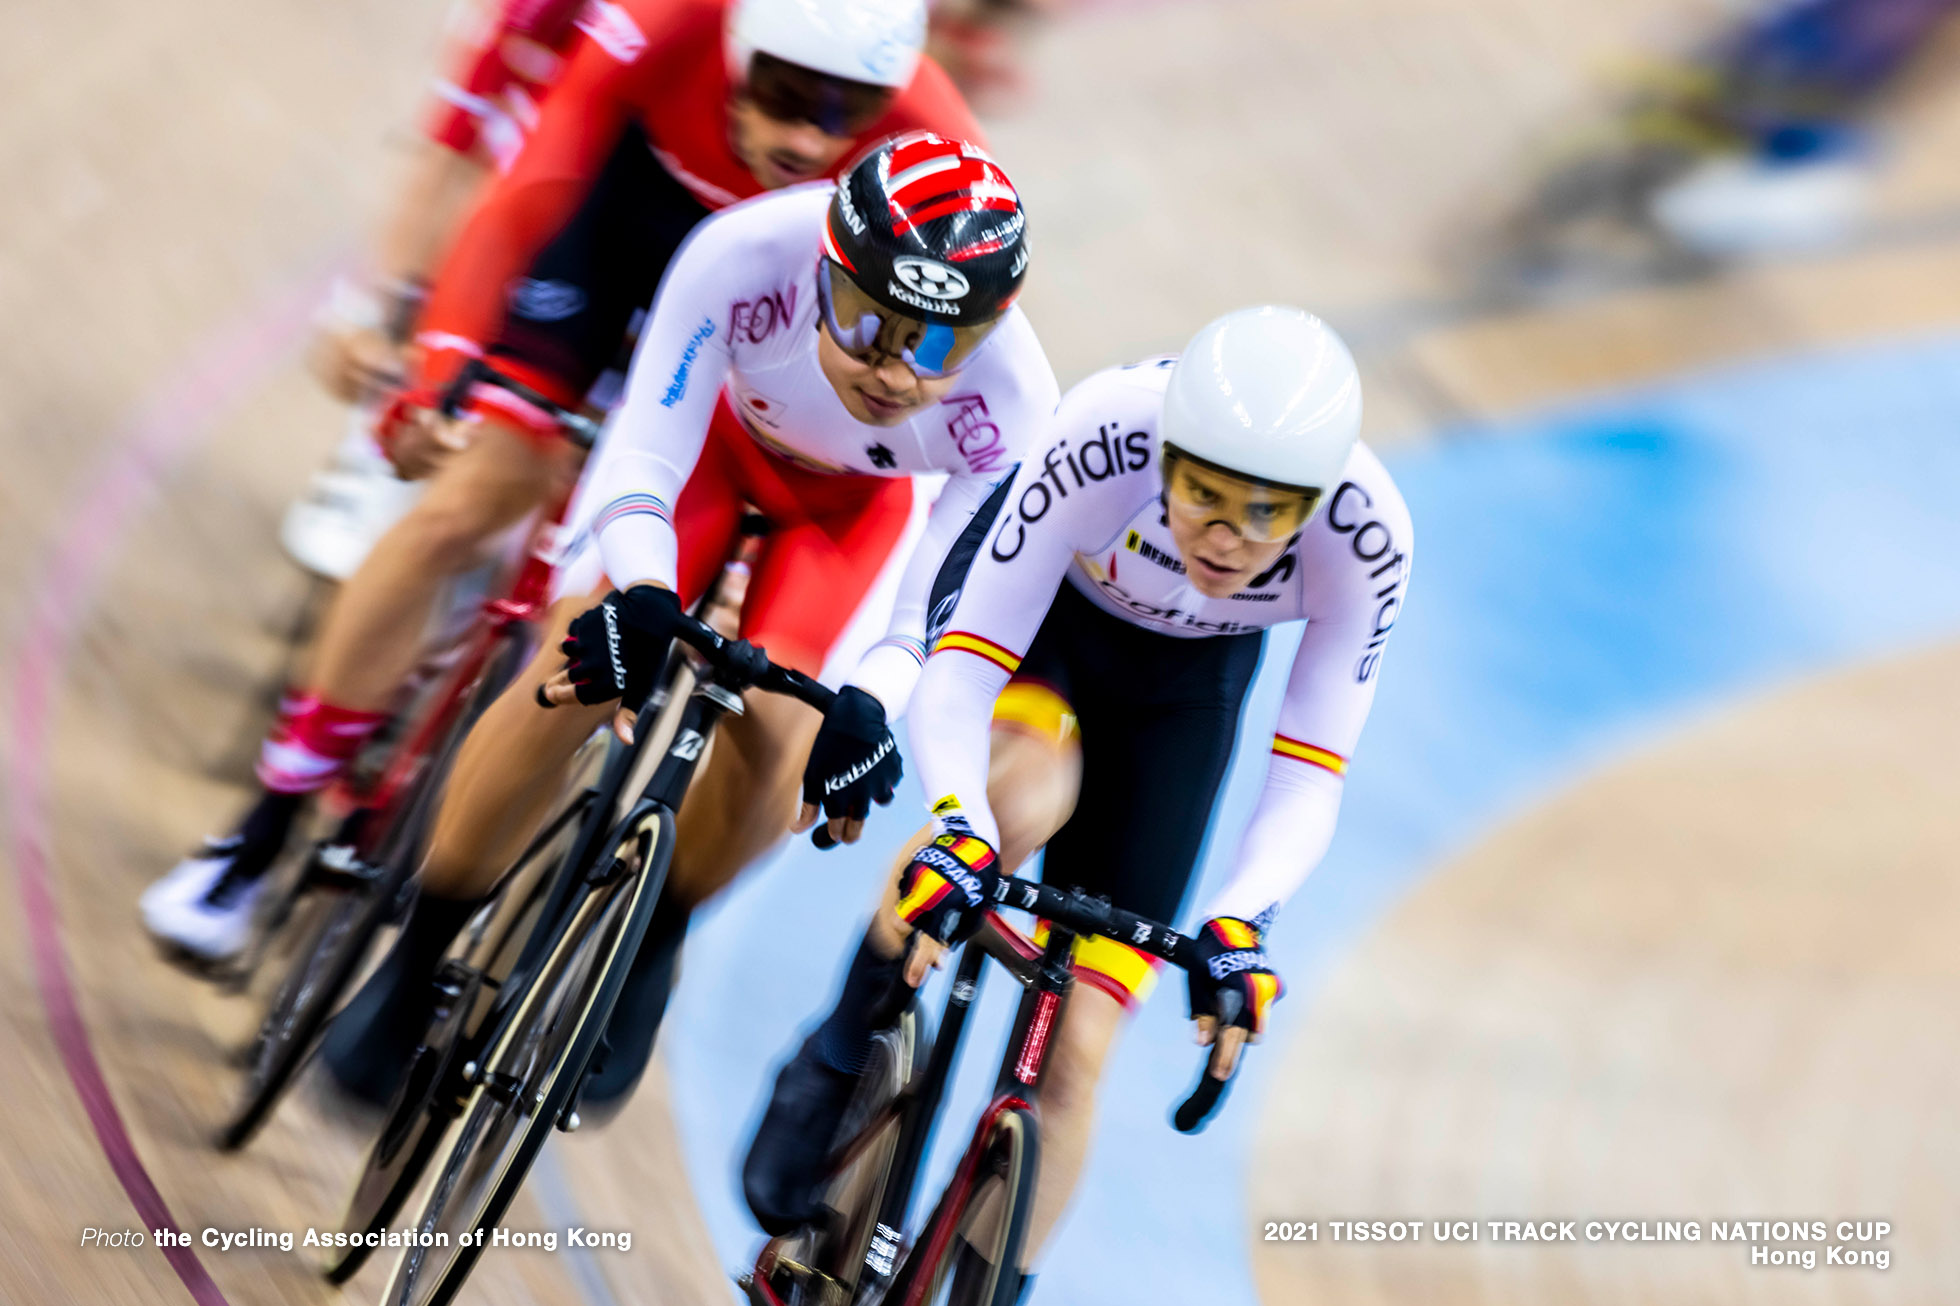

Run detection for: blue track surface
[[657, 332, 1960, 1302]]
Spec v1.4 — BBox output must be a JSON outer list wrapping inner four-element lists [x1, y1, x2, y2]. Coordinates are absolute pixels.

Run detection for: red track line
[[4, 273, 329, 1306]]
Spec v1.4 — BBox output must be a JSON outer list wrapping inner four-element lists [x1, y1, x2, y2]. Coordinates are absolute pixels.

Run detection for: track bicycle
[[319, 511, 763, 1285], [327, 611, 830, 1306], [743, 875, 1238, 1306], [215, 364, 600, 1149]]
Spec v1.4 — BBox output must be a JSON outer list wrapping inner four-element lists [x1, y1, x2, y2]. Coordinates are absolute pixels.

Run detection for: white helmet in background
[[727, 0, 927, 89], [1162, 306, 1363, 497]]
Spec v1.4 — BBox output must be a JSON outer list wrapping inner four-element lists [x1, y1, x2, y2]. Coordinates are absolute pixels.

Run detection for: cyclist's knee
[[390, 491, 512, 572], [987, 726, 1079, 871], [1043, 987, 1125, 1116]]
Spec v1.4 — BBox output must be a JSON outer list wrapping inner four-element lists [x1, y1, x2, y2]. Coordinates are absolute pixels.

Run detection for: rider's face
[[1164, 459, 1307, 598], [728, 94, 859, 189], [816, 320, 958, 426]]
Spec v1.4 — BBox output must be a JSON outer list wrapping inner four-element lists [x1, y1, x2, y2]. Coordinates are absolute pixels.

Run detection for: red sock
[[257, 695, 388, 794]]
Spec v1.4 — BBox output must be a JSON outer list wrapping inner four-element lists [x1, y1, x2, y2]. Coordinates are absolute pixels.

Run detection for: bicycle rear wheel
[[217, 629, 525, 1151], [378, 803, 671, 1306], [905, 1104, 1038, 1306]]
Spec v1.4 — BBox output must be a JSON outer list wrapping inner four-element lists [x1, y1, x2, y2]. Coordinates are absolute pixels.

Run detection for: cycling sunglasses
[[1161, 447, 1322, 543], [816, 259, 1001, 380], [742, 53, 893, 137]]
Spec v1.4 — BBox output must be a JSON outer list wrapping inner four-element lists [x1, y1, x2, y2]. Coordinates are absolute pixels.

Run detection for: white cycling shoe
[[280, 413, 425, 582], [140, 843, 268, 964]]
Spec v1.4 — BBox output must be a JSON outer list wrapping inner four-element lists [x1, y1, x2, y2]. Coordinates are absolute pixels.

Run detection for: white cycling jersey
[[584, 182, 1059, 709], [911, 357, 1413, 929]]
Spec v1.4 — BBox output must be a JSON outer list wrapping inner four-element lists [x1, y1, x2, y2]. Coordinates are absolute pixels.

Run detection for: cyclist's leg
[[417, 590, 616, 899], [307, 418, 571, 709]]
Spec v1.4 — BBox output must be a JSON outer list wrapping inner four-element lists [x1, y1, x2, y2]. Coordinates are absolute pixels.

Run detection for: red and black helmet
[[823, 132, 1029, 328]]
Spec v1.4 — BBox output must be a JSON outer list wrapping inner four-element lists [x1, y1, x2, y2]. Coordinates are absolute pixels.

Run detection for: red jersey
[[426, 0, 590, 168], [413, 0, 982, 392]]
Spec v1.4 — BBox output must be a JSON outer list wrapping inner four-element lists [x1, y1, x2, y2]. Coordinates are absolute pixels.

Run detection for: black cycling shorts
[[1011, 581, 1264, 934], [487, 123, 713, 402]]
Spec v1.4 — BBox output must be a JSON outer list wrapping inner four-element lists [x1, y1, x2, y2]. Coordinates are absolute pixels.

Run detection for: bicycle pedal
[[430, 960, 475, 1013]]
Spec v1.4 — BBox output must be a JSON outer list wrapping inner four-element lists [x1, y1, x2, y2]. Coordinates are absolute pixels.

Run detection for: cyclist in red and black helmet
[[818, 130, 1030, 374]]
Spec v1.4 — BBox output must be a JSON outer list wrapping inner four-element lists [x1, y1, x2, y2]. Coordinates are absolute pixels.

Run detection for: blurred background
[[3, 0, 1958, 1303]]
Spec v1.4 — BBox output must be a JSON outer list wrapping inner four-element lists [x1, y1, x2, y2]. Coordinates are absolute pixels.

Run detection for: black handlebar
[[988, 875, 1197, 969], [669, 615, 836, 713], [984, 874, 1238, 1134]]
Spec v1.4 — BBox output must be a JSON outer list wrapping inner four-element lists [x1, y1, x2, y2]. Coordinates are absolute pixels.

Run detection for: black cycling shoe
[[320, 957, 437, 1108], [742, 1031, 861, 1235], [577, 897, 690, 1120]]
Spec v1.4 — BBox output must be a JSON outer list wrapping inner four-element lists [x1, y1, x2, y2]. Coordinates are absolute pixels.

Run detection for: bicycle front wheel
[[325, 768, 603, 1284], [907, 1104, 1038, 1306], [378, 803, 672, 1306], [816, 1014, 923, 1288], [218, 863, 406, 1150]]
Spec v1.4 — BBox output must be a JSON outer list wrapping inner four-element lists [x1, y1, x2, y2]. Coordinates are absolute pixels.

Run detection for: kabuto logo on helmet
[[893, 257, 969, 302]]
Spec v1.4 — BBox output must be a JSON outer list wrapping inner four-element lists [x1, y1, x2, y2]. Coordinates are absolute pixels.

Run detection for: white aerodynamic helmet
[[727, 0, 928, 90], [1161, 306, 1363, 496]]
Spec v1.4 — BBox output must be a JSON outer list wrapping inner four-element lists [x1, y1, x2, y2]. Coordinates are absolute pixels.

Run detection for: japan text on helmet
[[823, 132, 1029, 327], [1161, 307, 1362, 499], [727, 0, 927, 90]]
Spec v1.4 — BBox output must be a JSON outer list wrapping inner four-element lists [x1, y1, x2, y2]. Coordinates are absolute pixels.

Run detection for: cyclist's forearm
[[1205, 757, 1343, 929], [906, 651, 1011, 844]]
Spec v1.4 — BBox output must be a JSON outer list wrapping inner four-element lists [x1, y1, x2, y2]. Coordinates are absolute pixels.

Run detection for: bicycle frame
[[453, 620, 821, 1122], [764, 913, 1083, 1306]]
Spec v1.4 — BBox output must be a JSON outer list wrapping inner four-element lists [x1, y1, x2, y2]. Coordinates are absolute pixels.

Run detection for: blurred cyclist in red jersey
[[143, 0, 979, 965]]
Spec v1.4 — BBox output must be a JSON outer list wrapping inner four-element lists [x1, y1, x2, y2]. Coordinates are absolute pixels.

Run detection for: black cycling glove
[[801, 685, 903, 829], [560, 586, 684, 707], [1186, 917, 1284, 1036], [893, 831, 1000, 946]]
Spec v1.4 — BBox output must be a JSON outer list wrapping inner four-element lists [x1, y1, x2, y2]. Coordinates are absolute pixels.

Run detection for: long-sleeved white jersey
[[911, 356, 1413, 929], [584, 181, 1059, 709]]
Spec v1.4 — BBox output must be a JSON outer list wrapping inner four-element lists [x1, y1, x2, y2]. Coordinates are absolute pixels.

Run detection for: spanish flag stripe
[[1249, 972, 1282, 1023], [933, 630, 1022, 674], [1272, 734, 1348, 775], [895, 876, 951, 921], [1210, 918, 1261, 950], [1031, 922, 1163, 1006]]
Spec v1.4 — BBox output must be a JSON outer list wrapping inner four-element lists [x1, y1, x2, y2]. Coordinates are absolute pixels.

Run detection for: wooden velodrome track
[[4, 1, 1959, 1303]]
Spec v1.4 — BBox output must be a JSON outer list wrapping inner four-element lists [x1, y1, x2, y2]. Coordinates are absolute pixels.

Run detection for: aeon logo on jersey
[[730, 286, 798, 344], [990, 425, 1151, 561], [509, 278, 586, 322], [892, 257, 970, 303], [1325, 481, 1409, 682], [575, 0, 647, 63], [943, 393, 1008, 475]]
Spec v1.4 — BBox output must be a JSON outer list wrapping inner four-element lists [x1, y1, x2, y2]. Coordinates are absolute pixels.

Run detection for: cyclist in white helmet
[[745, 308, 1415, 1300], [141, 0, 978, 966]]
